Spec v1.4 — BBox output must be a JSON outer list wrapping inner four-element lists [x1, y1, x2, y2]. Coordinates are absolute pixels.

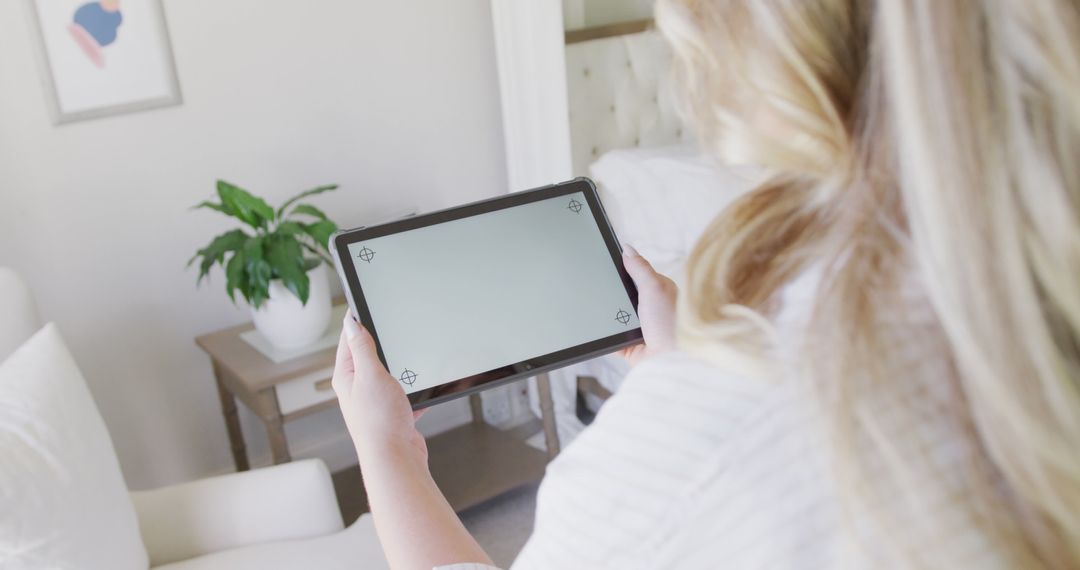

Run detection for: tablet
[[330, 177, 642, 409]]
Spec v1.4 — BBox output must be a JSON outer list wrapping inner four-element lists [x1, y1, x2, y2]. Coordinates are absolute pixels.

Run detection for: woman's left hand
[[331, 316, 494, 570], [332, 315, 427, 462]]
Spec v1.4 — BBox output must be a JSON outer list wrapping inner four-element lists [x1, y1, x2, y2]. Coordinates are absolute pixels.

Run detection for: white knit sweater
[[441, 275, 1007, 569]]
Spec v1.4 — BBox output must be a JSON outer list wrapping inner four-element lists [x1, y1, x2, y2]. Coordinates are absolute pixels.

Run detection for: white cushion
[[154, 515, 388, 570], [0, 324, 148, 570]]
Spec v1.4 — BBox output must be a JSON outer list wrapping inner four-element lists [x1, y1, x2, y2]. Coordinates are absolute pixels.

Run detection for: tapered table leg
[[536, 373, 560, 459], [213, 362, 250, 472], [469, 393, 484, 425], [259, 388, 291, 465]]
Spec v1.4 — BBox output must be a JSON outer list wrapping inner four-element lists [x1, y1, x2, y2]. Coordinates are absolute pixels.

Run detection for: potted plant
[[189, 180, 340, 350]]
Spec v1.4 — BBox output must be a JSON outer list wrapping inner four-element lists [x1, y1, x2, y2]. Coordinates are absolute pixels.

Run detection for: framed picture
[[26, 0, 182, 124]]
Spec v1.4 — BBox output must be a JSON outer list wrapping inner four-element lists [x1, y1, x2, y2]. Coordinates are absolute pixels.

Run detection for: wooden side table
[[195, 313, 562, 472]]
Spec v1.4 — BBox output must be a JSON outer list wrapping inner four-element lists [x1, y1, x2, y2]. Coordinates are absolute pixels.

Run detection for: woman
[[332, 0, 1080, 567]]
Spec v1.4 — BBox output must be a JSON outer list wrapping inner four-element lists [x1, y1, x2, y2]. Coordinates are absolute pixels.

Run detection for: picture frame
[[25, 0, 182, 125]]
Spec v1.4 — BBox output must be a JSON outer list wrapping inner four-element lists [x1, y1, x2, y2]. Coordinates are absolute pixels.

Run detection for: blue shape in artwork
[[73, 3, 123, 47]]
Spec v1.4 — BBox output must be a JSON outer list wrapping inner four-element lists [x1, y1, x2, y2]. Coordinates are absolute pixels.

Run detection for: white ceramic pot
[[251, 262, 332, 350]]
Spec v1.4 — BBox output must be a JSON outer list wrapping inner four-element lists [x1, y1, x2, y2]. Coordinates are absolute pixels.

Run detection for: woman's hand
[[332, 315, 427, 462], [619, 245, 678, 365], [332, 315, 494, 569]]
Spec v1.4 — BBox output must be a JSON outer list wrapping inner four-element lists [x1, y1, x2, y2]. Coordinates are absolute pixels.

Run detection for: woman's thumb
[[343, 317, 387, 377], [622, 244, 658, 288]]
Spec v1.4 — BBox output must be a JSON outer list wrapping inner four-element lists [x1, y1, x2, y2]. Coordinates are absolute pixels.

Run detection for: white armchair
[[132, 459, 349, 567], [0, 267, 388, 570]]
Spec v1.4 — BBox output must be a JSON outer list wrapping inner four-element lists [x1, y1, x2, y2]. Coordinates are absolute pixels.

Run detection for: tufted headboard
[[564, 26, 691, 176]]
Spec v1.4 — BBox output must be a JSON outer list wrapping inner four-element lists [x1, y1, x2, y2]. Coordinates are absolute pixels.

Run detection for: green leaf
[[241, 235, 270, 307], [265, 235, 310, 304], [188, 229, 249, 266], [224, 252, 245, 302], [300, 242, 332, 265], [276, 184, 338, 219], [188, 229, 250, 285], [275, 221, 306, 236], [217, 180, 275, 230], [249, 286, 267, 309], [242, 235, 264, 267], [191, 200, 232, 215], [302, 220, 338, 251], [288, 204, 328, 221], [248, 258, 272, 305]]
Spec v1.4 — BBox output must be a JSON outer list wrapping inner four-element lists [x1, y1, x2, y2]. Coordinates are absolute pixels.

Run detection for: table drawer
[[276, 367, 336, 415]]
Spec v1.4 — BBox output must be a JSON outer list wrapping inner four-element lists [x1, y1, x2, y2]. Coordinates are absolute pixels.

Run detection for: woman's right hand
[[619, 244, 678, 365]]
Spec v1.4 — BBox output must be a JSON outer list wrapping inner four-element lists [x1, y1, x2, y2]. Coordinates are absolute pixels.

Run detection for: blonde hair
[[656, 0, 1080, 567]]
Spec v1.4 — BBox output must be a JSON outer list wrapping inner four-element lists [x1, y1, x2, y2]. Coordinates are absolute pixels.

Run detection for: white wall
[[0, 0, 507, 489]]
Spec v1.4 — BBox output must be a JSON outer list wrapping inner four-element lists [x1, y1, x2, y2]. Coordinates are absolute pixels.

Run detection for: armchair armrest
[[131, 459, 345, 567]]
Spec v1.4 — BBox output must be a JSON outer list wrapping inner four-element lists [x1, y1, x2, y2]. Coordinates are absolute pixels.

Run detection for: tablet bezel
[[330, 177, 642, 409]]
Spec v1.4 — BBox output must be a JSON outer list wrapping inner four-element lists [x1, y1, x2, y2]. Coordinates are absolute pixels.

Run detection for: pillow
[[590, 145, 765, 260], [0, 324, 148, 570]]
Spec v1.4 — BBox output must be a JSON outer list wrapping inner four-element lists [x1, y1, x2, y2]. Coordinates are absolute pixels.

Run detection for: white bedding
[[530, 145, 764, 445], [592, 145, 762, 273]]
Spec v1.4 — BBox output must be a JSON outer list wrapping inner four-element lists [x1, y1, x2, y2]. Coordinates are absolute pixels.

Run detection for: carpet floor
[[458, 482, 540, 568]]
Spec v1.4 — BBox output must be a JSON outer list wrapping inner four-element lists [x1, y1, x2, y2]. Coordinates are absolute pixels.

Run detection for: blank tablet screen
[[344, 190, 640, 395]]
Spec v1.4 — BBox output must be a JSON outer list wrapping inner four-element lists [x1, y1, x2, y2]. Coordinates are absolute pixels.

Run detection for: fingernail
[[623, 243, 639, 257], [343, 315, 360, 339]]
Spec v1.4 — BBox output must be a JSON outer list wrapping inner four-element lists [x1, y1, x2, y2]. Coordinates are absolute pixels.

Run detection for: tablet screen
[[344, 190, 640, 395]]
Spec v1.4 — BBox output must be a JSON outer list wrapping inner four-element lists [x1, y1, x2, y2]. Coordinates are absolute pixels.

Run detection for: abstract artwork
[[26, 0, 181, 124], [69, 1, 125, 69]]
